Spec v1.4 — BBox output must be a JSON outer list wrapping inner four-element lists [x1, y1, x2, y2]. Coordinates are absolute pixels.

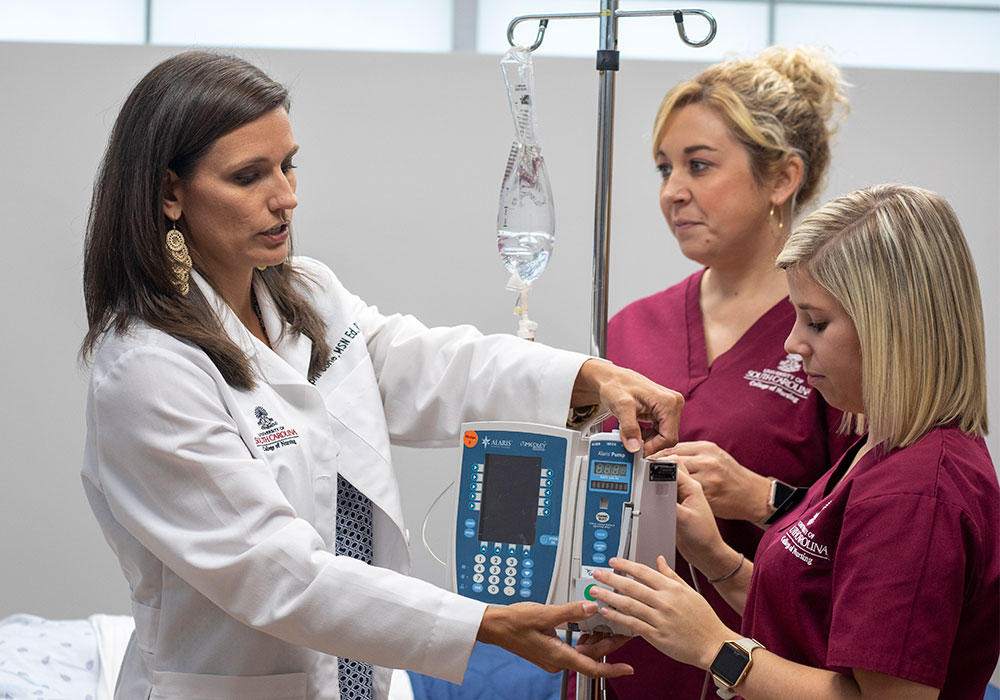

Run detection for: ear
[[161, 169, 183, 221], [770, 154, 804, 209]]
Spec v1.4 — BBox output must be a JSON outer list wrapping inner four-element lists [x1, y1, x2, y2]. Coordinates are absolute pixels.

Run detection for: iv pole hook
[[672, 9, 717, 47], [508, 18, 549, 52]]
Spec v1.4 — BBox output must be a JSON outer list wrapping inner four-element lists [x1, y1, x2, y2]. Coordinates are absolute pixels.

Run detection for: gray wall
[[0, 42, 997, 618]]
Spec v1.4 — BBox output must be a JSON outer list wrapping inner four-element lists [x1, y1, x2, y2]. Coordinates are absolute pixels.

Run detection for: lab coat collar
[[189, 269, 314, 388]]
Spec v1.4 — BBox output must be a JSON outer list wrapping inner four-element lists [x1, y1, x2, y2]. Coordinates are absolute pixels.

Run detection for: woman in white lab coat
[[79, 51, 683, 700]]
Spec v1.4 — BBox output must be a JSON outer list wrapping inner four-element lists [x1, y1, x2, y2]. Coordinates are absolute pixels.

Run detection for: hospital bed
[[0, 614, 560, 700]]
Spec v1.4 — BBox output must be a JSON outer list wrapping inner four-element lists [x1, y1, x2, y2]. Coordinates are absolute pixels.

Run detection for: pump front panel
[[580, 437, 635, 568], [454, 425, 571, 605]]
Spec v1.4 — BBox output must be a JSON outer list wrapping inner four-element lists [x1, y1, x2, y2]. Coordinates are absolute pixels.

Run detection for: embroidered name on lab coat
[[253, 406, 300, 451], [311, 322, 361, 383]]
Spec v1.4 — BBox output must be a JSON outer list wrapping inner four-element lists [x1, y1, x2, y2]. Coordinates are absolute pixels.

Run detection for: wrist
[[753, 475, 778, 525], [699, 628, 739, 670], [571, 358, 614, 407], [701, 547, 743, 583], [476, 606, 510, 645]]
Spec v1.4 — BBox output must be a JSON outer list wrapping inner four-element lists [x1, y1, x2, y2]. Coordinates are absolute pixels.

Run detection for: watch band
[[763, 479, 808, 526], [711, 637, 765, 698]]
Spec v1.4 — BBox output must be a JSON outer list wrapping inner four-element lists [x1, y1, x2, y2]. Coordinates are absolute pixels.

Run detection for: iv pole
[[507, 2, 715, 359], [506, 5, 717, 699]]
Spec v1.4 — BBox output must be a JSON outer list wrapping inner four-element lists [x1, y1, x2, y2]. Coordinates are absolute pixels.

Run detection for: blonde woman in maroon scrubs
[[590, 185, 998, 700], [604, 47, 854, 698]]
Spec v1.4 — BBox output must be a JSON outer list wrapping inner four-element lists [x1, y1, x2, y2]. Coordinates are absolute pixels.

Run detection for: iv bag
[[497, 46, 555, 285]]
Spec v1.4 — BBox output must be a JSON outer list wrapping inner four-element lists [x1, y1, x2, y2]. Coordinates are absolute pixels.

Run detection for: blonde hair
[[776, 184, 988, 449], [653, 46, 849, 213]]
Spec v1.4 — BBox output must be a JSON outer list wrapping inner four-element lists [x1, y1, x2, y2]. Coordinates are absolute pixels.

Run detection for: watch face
[[772, 480, 797, 507], [712, 643, 751, 686]]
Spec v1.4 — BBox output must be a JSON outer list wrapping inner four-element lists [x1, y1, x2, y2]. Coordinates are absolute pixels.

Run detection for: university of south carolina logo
[[743, 353, 811, 404], [253, 406, 299, 451], [777, 353, 803, 373], [779, 501, 832, 566]]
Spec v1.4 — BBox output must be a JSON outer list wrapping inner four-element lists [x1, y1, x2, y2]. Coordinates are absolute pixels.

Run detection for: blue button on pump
[[592, 552, 607, 564], [464, 529, 475, 538], [593, 541, 607, 552], [519, 589, 532, 598], [520, 579, 533, 588], [522, 568, 533, 578], [594, 529, 609, 540], [523, 559, 534, 568], [465, 519, 476, 529]]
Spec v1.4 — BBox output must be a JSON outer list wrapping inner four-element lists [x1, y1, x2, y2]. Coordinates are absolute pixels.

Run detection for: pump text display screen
[[478, 453, 543, 545]]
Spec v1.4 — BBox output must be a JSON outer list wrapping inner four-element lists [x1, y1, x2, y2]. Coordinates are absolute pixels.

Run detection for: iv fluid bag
[[498, 46, 555, 284]]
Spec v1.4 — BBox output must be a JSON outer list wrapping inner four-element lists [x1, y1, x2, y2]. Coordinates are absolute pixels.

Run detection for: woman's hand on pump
[[674, 465, 729, 568], [588, 556, 734, 670], [476, 601, 633, 677], [650, 440, 772, 522], [572, 359, 684, 455]]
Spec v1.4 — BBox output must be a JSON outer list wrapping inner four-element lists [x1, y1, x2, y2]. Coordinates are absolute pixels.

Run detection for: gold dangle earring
[[166, 220, 193, 296]]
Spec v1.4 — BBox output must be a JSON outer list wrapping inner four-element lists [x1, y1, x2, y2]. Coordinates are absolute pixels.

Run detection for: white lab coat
[[82, 257, 591, 700]]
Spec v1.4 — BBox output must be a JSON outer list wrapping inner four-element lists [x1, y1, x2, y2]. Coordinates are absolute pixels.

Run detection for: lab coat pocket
[[149, 670, 307, 699]]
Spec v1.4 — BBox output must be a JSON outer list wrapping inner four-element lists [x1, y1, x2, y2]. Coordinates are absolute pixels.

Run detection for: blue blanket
[[408, 643, 561, 700]]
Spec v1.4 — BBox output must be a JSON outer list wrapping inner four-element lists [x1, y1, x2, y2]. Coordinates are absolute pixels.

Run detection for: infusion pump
[[450, 422, 676, 634]]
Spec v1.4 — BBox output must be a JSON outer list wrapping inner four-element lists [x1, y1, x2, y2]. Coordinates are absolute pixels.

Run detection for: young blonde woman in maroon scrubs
[[590, 184, 998, 700], [603, 46, 854, 698]]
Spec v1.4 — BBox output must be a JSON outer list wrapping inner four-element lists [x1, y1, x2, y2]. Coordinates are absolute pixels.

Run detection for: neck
[[200, 266, 259, 336], [701, 262, 788, 305]]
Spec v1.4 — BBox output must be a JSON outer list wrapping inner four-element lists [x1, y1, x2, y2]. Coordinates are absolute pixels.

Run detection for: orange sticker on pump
[[463, 430, 479, 448]]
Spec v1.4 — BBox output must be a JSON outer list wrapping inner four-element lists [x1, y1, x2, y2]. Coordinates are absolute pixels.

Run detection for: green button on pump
[[584, 584, 597, 601]]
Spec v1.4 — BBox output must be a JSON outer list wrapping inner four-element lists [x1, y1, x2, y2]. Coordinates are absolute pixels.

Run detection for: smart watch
[[710, 637, 765, 698], [762, 478, 808, 526]]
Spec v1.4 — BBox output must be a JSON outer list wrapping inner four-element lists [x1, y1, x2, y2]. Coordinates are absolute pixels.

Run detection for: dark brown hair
[[82, 51, 330, 388]]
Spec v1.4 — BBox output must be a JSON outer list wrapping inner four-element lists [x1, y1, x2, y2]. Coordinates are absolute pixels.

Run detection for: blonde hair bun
[[755, 46, 849, 132]]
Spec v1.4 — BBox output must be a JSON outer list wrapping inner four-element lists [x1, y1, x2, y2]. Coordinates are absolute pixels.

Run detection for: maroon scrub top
[[603, 269, 853, 699], [745, 427, 999, 699]]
